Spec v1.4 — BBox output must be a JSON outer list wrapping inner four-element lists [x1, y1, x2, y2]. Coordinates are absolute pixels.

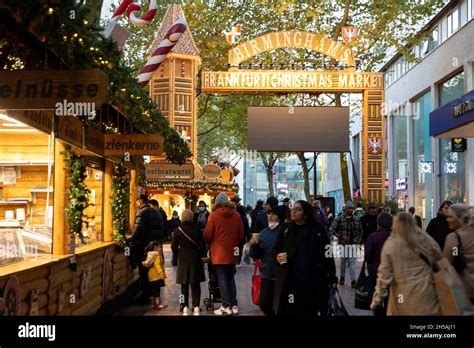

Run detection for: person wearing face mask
[[168, 211, 181, 266], [249, 206, 286, 316], [193, 201, 210, 233]]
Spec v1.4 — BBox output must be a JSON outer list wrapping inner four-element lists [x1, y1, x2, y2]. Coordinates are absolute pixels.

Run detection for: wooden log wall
[[0, 244, 139, 316]]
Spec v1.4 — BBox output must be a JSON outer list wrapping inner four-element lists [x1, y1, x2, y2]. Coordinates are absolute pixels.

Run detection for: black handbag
[[354, 261, 374, 310], [327, 287, 349, 316], [453, 231, 467, 272]]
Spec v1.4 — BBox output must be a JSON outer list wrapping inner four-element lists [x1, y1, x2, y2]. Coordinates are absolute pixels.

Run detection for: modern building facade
[[240, 154, 322, 208], [381, 0, 474, 224]]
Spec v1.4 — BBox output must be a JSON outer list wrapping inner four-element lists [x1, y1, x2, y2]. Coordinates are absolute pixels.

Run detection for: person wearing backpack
[[443, 204, 474, 307]]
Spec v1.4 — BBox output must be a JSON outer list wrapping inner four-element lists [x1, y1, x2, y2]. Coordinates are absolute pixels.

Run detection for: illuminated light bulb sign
[[445, 162, 457, 174], [419, 161, 434, 174]]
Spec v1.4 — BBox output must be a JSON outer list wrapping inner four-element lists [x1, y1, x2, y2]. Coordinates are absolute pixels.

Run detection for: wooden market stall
[[144, 161, 238, 217], [0, 2, 189, 317], [0, 102, 142, 316]]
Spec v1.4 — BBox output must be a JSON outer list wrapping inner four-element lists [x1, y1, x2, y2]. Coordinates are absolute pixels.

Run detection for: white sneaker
[[231, 306, 239, 315], [236, 263, 242, 268], [193, 306, 200, 316], [182, 306, 190, 316], [214, 306, 232, 315]]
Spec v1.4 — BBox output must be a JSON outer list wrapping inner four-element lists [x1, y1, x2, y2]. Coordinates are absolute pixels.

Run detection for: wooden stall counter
[[0, 241, 138, 316]]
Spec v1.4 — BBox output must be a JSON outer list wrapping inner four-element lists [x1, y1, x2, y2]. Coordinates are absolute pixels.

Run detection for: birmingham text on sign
[[104, 135, 165, 156], [228, 31, 355, 67], [145, 163, 194, 180], [0, 69, 108, 109], [201, 71, 383, 93]]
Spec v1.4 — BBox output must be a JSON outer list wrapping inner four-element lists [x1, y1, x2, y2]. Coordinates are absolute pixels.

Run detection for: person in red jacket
[[204, 192, 244, 316]]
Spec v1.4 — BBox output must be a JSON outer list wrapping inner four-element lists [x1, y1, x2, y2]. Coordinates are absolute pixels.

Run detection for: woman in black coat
[[272, 200, 338, 317], [426, 200, 453, 250], [171, 209, 206, 316]]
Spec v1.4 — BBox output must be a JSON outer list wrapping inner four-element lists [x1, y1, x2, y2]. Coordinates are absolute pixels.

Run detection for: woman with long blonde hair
[[370, 212, 443, 315]]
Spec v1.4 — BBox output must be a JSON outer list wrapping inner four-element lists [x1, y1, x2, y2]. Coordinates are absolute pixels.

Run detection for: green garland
[[144, 180, 239, 193], [63, 148, 91, 244], [111, 162, 130, 251]]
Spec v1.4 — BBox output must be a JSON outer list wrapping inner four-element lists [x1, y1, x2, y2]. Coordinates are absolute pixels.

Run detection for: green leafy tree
[[119, 0, 444, 202]]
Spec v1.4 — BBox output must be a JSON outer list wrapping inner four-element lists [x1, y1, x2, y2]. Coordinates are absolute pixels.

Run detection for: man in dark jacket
[[130, 194, 164, 302], [360, 203, 378, 243], [149, 199, 168, 240], [426, 200, 453, 250], [231, 195, 250, 268], [364, 212, 393, 316], [250, 200, 264, 233]]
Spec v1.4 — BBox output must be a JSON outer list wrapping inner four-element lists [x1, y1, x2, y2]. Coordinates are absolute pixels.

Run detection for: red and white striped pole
[[109, 0, 158, 26], [137, 18, 188, 89]]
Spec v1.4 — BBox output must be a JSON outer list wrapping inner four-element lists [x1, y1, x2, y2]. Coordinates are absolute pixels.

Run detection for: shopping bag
[[252, 260, 261, 305], [327, 287, 349, 316], [433, 257, 472, 315], [354, 261, 374, 310]]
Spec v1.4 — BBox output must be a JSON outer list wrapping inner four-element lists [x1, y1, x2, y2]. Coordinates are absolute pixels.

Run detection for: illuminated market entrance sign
[[202, 71, 383, 93], [201, 31, 385, 203]]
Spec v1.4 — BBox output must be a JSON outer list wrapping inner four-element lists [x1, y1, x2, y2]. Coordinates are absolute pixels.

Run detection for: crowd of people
[[128, 193, 474, 316]]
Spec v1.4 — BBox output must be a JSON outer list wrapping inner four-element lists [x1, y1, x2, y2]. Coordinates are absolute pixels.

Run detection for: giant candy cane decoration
[[109, 0, 158, 26], [137, 18, 188, 88]]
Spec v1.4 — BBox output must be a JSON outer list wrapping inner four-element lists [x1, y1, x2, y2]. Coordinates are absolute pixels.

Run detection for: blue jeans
[[214, 264, 238, 308], [340, 256, 356, 281]]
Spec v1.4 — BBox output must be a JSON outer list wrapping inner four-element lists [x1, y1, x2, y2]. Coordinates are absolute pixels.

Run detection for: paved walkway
[[118, 244, 373, 316]]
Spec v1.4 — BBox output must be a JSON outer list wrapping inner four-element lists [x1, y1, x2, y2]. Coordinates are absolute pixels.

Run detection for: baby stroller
[[203, 262, 222, 311]]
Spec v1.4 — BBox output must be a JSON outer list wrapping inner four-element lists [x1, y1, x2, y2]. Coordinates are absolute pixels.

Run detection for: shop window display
[[0, 115, 54, 266], [412, 92, 433, 222], [439, 72, 466, 204]]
